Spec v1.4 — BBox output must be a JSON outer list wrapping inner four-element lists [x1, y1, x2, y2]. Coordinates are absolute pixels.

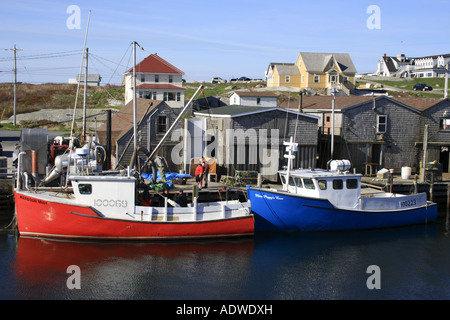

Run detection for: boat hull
[[247, 187, 438, 231], [14, 191, 254, 240]]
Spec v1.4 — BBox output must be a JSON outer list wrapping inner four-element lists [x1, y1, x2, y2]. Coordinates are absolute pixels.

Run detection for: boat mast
[[70, 10, 91, 142], [82, 47, 88, 141], [331, 88, 337, 160], [132, 41, 138, 167]]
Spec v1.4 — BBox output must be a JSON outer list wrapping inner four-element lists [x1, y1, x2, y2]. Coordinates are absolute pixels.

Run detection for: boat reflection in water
[[12, 236, 254, 299], [8, 220, 447, 300]]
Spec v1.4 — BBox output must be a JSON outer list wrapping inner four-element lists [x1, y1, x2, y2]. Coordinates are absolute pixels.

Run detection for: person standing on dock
[[195, 161, 204, 190]]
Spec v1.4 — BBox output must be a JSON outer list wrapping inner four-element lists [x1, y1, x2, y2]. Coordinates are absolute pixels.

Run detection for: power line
[[0, 50, 81, 62]]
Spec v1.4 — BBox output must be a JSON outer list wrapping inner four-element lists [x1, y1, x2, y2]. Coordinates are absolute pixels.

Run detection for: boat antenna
[[70, 10, 91, 142], [283, 137, 297, 191]]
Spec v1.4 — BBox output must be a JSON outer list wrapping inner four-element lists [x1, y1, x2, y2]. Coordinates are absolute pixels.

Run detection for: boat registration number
[[399, 198, 417, 208], [94, 199, 128, 208]]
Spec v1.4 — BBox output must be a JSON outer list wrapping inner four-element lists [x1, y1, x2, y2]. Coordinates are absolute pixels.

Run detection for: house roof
[[293, 95, 374, 111], [125, 54, 184, 75], [394, 97, 446, 111], [232, 90, 279, 97], [293, 95, 447, 113], [298, 52, 357, 74], [137, 83, 185, 90], [194, 105, 319, 120], [382, 56, 398, 73], [266, 63, 298, 76], [275, 63, 301, 76]]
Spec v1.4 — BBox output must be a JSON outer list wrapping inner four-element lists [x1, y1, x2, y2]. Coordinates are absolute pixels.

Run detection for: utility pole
[[445, 62, 449, 99], [6, 45, 23, 126]]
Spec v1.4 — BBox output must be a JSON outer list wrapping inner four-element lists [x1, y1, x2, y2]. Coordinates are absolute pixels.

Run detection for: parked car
[[238, 77, 251, 81], [211, 77, 227, 84], [413, 83, 433, 91]]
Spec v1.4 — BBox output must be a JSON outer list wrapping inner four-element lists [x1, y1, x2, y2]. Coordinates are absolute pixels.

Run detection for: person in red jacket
[[194, 161, 204, 190]]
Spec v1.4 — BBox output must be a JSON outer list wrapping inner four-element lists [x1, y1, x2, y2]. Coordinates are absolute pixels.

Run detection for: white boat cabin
[[279, 159, 428, 211], [280, 165, 362, 209]]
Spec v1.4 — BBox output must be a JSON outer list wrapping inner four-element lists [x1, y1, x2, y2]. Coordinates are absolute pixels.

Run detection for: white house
[[123, 54, 185, 108], [229, 91, 278, 107], [68, 74, 102, 86], [374, 53, 450, 78]]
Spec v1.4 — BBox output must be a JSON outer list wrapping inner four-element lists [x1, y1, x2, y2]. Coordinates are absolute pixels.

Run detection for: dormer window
[[440, 115, 450, 130], [377, 115, 387, 133]]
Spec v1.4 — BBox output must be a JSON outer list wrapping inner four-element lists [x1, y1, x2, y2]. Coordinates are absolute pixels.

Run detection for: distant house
[[96, 98, 183, 170], [68, 74, 102, 86], [374, 53, 450, 78], [266, 52, 357, 95], [229, 91, 278, 107], [265, 63, 301, 87], [192, 105, 319, 181], [123, 54, 185, 108]]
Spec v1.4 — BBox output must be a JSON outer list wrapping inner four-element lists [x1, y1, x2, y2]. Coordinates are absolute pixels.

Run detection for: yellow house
[[266, 52, 357, 95]]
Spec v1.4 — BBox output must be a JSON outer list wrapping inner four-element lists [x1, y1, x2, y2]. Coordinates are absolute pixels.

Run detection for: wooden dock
[[361, 175, 450, 217]]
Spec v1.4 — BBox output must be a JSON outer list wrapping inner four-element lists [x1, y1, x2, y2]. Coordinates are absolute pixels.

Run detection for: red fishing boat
[[13, 41, 253, 241]]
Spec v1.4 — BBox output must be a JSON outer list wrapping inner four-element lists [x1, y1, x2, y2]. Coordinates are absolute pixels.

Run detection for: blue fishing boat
[[247, 138, 438, 231]]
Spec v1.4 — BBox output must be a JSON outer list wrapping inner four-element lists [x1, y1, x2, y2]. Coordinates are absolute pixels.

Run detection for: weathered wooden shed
[[97, 98, 183, 171], [340, 96, 423, 174], [193, 105, 319, 181]]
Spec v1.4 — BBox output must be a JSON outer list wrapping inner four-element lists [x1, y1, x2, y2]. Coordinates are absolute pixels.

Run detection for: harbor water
[[0, 213, 448, 301]]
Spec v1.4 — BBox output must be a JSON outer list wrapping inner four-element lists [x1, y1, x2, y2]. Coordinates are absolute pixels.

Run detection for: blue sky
[[0, 0, 449, 84]]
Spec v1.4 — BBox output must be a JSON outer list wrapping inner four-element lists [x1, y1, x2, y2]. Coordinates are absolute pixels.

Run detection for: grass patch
[[0, 83, 124, 120]]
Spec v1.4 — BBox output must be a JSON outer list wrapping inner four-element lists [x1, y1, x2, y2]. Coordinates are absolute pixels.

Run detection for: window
[[257, 97, 261, 105], [177, 92, 181, 101], [78, 184, 92, 195], [285, 76, 290, 83], [303, 179, 315, 189], [318, 180, 327, 190], [289, 176, 296, 186], [314, 75, 319, 83], [377, 115, 387, 133], [169, 75, 173, 83], [301, 75, 305, 83], [343, 76, 348, 84], [158, 115, 168, 133], [346, 179, 358, 189], [280, 175, 287, 185], [329, 59, 334, 67], [333, 179, 343, 190], [140, 74, 145, 82], [295, 177, 303, 188], [155, 75, 159, 83], [440, 118, 450, 130], [164, 92, 175, 101]]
